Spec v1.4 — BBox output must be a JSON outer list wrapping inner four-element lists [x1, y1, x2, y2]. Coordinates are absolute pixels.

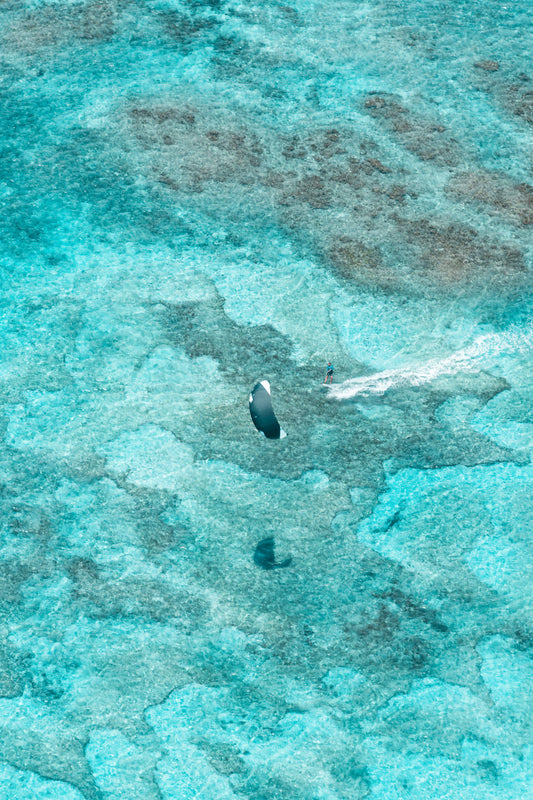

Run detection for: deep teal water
[[1, 1, 533, 798]]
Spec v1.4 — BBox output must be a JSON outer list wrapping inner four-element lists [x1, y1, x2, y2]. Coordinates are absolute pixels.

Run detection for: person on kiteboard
[[324, 362, 334, 384]]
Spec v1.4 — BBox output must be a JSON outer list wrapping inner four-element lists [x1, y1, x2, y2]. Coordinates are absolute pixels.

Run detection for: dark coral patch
[[447, 170, 533, 227], [470, 66, 533, 127], [474, 60, 500, 72], [160, 295, 294, 379], [326, 238, 396, 292], [399, 218, 529, 294], [284, 174, 331, 208], [345, 604, 431, 673], [366, 158, 392, 174], [162, 8, 219, 47], [129, 104, 264, 191], [2, 0, 117, 54], [361, 93, 460, 166], [511, 86, 533, 126]]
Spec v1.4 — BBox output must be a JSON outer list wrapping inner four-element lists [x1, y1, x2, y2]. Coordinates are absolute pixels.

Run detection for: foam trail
[[330, 328, 533, 400]]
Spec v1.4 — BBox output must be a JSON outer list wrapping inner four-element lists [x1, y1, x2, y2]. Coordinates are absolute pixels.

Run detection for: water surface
[[1, 1, 532, 798]]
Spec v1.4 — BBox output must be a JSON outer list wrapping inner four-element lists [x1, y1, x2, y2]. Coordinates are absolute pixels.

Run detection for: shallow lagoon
[[1, 1, 532, 798]]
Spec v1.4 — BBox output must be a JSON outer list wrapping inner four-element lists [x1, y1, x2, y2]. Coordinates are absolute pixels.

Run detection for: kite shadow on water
[[253, 537, 292, 570]]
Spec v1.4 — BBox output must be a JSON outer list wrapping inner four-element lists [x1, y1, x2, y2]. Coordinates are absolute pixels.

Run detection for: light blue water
[[1, 1, 532, 797]]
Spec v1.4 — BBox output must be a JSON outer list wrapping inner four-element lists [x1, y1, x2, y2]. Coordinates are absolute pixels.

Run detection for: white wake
[[329, 328, 532, 400]]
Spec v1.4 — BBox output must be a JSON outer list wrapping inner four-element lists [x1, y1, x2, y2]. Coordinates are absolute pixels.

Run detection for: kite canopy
[[249, 380, 286, 439]]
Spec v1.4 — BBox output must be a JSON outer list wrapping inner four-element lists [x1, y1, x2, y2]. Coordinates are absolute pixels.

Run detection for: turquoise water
[[1, 0, 532, 797]]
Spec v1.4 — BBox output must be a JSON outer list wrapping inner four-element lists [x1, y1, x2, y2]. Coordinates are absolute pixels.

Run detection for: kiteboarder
[[324, 362, 334, 384]]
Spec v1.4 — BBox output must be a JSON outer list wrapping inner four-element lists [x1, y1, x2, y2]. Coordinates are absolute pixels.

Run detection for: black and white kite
[[249, 380, 287, 439]]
